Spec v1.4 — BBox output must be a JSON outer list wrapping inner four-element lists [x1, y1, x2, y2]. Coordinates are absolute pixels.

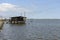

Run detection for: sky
[[0, 0, 60, 19]]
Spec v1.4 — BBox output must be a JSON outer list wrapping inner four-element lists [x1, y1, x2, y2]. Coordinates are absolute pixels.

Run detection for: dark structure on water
[[9, 16, 26, 24]]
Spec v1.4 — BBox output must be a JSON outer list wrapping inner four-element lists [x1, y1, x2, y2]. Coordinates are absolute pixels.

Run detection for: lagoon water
[[0, 19, 60, 40]]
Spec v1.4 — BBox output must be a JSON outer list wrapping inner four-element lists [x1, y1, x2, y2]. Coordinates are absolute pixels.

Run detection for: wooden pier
[[0, 20, 4, 30]]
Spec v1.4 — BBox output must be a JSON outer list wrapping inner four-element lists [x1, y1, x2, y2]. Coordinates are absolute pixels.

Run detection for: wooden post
[[24, 12, 25, 17]]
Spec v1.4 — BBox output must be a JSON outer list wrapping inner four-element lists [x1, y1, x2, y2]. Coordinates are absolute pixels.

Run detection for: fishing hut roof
[[10, 16, 26, 18]]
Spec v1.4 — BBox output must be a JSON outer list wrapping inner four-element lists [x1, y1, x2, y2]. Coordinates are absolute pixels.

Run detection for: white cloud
[[0, 3, 30, 13]]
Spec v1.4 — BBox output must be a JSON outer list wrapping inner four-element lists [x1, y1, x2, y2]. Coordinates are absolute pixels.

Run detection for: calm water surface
[[0, 19, 60, 40]]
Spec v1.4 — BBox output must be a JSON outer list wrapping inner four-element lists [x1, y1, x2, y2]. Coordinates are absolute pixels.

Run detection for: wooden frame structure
[[9, 16, 26, 24]]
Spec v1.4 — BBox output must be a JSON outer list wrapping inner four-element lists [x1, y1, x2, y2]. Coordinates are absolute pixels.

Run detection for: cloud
[[0, 3, 30, 13]]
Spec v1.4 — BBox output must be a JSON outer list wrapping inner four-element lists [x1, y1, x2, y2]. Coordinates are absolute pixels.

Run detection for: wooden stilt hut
[[9, 16, 26, 24]]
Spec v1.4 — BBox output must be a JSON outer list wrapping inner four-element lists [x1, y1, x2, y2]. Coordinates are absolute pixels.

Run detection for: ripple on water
[[1, 19, 60, 40]]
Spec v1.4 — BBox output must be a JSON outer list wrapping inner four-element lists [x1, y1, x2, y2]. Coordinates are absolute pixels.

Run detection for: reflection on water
[[0, 19, 60, 40]]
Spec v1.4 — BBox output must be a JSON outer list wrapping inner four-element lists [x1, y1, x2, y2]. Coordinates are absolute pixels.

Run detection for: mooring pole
[[24, 12, 25, 17], [21, 12, 22, 16]]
